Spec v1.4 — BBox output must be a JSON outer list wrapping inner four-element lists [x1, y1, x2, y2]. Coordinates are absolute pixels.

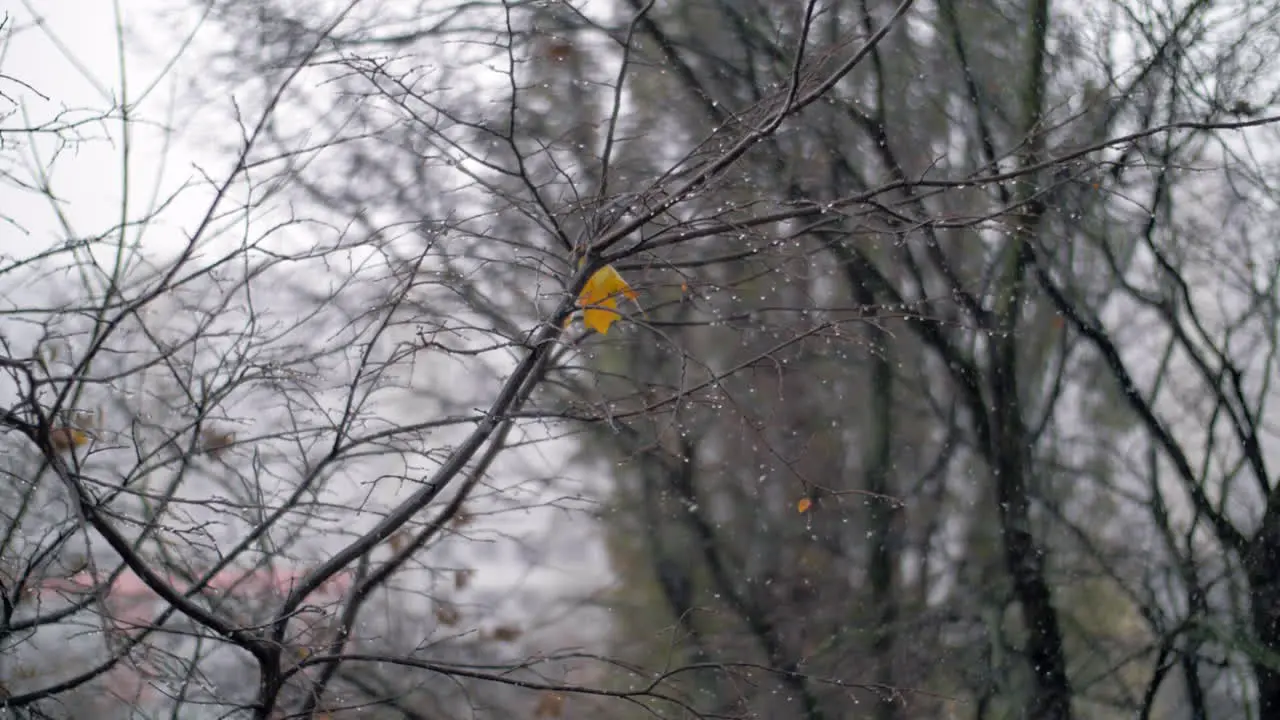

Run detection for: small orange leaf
[[797, 497, 813, 514], [577, 264, 638, 335], [50, 427, 89, 451]]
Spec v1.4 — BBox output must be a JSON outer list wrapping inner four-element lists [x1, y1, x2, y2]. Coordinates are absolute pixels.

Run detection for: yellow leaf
[[577, 264, 638, 335], [797, 497, 812, 514]]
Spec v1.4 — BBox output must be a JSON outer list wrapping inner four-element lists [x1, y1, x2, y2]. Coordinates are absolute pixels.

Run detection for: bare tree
[[4, 0, 1280, 719]]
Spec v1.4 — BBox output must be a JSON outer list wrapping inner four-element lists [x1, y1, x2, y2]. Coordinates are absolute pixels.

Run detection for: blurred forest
[[3, 0, 1280, 718]]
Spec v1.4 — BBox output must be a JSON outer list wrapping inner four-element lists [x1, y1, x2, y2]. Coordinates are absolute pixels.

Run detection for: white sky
[[2, 1, 209, 253]]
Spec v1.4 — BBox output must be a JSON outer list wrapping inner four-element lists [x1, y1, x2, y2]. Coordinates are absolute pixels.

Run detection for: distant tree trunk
[[988, 0, 1072, 714], [989, 320, 1072, 720], [1246, 520, 1280, 715], [848, 263, 900, 720]]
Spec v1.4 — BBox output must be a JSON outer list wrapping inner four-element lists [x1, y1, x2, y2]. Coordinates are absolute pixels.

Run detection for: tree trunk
[[990, 246, 1072, 720]]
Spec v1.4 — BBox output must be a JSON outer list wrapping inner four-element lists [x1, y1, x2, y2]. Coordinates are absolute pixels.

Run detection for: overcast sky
[[4, 1, 206, 256]]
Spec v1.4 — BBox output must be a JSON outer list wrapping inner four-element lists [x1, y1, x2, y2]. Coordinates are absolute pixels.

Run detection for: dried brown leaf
[[201, 427, 235, 457], [490, 624, 522, 643], [534, 692, 565, 718], [450, 508, 474, 529], [434, 602, 461, 627], [454, 568, 473, 590]]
